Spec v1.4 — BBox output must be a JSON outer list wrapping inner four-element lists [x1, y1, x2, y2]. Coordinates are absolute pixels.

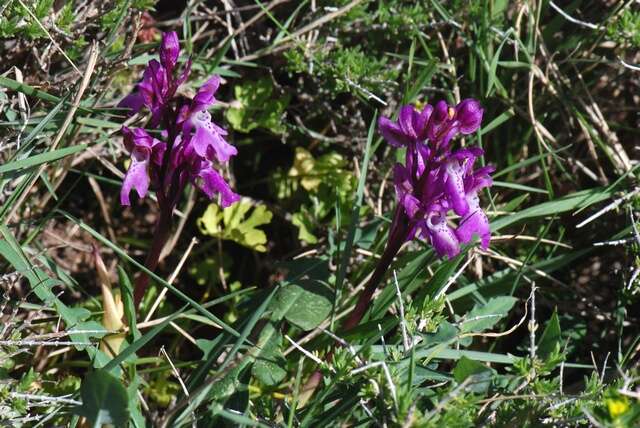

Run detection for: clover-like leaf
[[198, 198, 273, 252], [226, 78, 289, 134]]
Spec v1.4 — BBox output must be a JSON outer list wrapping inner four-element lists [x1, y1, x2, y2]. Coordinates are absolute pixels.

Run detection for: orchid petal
[[415, 104, 434, 140], [190, 110, 237, 162], [444, 159, 469, 216], [398, 105, 417, 139], [426, 100, 449, 141], [150, 139, 167, 165], [196, 165, 240, 207], [118, 92, 145, 115], [379, 116, 409, 147], [175, 58, 192, 88], [456, 193, 490, 249], [425, 212, 460, 259], [122, 127, 153, 152], [120, 153, 150, 206], [193, 75, 220, 112]]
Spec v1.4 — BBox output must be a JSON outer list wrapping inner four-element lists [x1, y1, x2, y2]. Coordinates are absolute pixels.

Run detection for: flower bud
[[455, 98, 483, 134], [159, 31, 180, 71]]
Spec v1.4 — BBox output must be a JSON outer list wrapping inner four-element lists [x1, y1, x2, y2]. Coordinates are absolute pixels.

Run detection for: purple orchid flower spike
[[116, 31, 240, 307], [117, 32, 239, 209], [339, 96, 494, 344], [379, 98, 491, 260], [343, 96, 492, 334]]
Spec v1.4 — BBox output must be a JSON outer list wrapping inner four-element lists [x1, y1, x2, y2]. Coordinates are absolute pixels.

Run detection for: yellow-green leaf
[[198, 198, 273, 252]]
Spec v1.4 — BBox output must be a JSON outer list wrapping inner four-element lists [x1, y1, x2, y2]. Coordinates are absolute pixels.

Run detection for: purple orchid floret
[[380, 98, 492, 259], [120, 127, 166, 206], [118, 31, 239, 210]]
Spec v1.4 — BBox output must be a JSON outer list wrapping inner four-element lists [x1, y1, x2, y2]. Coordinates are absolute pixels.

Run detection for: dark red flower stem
[[133, 207, 172, 308], [133, 109, 180, 309], [341, 210, 409, 332]]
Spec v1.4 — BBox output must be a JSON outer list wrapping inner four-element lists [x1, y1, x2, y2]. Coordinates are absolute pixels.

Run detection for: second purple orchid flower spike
[[342, 98, 493, 333], [379, 98, 493, 259]]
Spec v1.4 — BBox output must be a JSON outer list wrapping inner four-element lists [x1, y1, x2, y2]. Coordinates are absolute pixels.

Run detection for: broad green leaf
[[422, 321, 458, 347], [251, 322, 286, 386], [198, 198, 273, 252], [75, 369, 129, 427], [537, 309, 561, 360], [453, 356, 494, 393], [273, 279, 332, 331], [459, 296, 518, 333]]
